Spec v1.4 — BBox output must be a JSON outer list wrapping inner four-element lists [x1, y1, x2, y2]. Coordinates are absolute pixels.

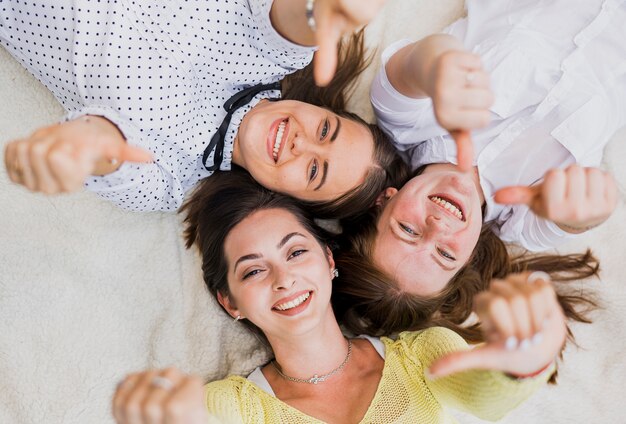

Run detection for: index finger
[[450, 129, 473, 172]]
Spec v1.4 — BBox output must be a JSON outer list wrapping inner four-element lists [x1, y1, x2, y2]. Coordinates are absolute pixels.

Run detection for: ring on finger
[[151, 376, 174, 391], [527, 271, 551, 284]]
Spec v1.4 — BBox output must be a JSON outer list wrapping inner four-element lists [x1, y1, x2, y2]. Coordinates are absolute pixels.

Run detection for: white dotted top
[[0, 0, 315, 211]]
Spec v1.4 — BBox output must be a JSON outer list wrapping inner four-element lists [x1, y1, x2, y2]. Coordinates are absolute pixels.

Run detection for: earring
[[234, 315, 242, 322], [332, 268, 339, 279]]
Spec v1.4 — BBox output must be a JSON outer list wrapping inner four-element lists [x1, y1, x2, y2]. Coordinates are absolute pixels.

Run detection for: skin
[[373, 163, 485, 296], [233, 100, 375, 202], [112, 209, 566, 424]]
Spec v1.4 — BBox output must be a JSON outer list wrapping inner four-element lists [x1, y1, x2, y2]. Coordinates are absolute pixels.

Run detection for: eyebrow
[[314, 117, 340, 191], [233, 232, 307, 272], [430, 253, 455, 272]]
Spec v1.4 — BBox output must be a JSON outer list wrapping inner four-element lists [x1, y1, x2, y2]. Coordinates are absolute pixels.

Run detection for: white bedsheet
[[1, 1, 624, 422]]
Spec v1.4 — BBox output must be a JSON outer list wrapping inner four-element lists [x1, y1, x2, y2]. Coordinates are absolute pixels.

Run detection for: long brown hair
[[276, 30, 411, 219], [333, 212, 599, 382]]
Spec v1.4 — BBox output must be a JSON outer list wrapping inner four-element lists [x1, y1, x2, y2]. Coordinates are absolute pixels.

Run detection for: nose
[[271, 267, 295, 291], [424, 215, 451, 237], [291, 133, 322, 156]]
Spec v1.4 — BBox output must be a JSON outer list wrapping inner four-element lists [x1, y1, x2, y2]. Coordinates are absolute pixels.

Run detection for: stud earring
[[234, 315, 242, 322], [332, 268, 339, 278]]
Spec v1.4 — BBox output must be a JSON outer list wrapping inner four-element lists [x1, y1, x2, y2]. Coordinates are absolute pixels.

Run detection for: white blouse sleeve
[[248, 0, 316, 71], [370, 39, 449, 150], [66, 106, 183, 212], [496, 205, 577, 252]]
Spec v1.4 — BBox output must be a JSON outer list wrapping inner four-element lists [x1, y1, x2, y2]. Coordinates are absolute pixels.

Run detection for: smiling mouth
[[272, 119, 288, 163], [429, 195, 465, 221], [273, 291, 311, 311]]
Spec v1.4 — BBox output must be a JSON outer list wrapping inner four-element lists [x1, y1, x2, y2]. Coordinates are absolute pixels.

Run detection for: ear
[[217, 291, 240, 319], [326, 246, 336, 274], [375, 187, 398, 207]]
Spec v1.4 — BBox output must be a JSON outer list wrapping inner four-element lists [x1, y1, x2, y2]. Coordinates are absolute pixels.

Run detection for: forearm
[[270, 0, 316, 46], [385, 34, 464, 99]]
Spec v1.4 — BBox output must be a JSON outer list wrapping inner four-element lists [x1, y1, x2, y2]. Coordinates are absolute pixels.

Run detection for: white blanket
[[1, 1, 624, 422]]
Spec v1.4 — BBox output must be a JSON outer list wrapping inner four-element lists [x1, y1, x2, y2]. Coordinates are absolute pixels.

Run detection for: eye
[[321, 118, 330, 139], [288, 249, 308, 260], [242, 268, 264, 280], [399, 223, 417, 236], [437, 247, 456, 261], [309, 159, 318, 182]]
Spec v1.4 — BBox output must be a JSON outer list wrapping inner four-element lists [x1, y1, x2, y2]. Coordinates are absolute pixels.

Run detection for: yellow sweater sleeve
[[398, 328, 553, 422], [205, 377, 249, 424]]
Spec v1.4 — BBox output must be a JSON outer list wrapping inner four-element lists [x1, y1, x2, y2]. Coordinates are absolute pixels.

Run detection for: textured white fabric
[[0, 0, 314, 211], [371, 0, 626, 251], [1, 0, 626, 423]]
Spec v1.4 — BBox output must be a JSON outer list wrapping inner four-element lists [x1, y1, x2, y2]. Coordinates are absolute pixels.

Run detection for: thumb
[[313, 11, 345, 86], [450, 130, 473, 172], [112, 144, 154, 163], [494, 185, 541, 206], [427, 345, 504, 379]]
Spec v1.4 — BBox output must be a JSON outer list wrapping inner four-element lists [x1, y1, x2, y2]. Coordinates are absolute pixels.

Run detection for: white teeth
[[272, 121, 286, 161], [430, 196, 464, 221], [275, 292, 310, 311]]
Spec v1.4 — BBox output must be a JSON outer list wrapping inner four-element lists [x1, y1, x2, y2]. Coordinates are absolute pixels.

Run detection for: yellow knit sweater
[[205, 327, 552, 423]]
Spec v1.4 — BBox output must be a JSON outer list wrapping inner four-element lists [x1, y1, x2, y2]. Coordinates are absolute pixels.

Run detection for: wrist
[[270, 0, 316, 46]]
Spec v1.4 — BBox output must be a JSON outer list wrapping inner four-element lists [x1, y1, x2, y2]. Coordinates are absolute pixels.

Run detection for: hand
[[313, 0, 386, 86], [428, 272, 566, 378], [112, 368, 209, 424], [494, 165, 618, 233], [4, 116, 153, 194], [427, 51, 492, 171]]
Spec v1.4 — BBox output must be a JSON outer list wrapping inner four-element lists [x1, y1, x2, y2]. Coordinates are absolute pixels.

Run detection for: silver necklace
[[271, 339, 352, 385]]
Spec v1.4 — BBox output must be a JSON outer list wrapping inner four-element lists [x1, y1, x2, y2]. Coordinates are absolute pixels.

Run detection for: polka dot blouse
[[0, 0, 315, 211]]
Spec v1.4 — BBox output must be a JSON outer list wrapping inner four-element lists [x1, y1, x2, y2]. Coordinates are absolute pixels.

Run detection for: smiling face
[[372, 164, 484, 296], [232, 100, 376, 202], [220, 208, 335, 339]]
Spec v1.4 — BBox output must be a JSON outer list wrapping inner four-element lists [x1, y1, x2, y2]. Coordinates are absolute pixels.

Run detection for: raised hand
[[112, 368, 209, 424], [4, 116, 152, 194], [494, 165, 618, 233], [428, 272, 566, 378], [312, 0, 386, 86]]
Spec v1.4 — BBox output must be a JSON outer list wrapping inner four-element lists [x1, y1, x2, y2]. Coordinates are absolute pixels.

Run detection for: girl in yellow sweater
[[112, 173, 566, 424]]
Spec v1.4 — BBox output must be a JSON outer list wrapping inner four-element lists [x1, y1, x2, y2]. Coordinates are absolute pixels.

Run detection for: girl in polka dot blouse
[[1, 0, 401, 215]]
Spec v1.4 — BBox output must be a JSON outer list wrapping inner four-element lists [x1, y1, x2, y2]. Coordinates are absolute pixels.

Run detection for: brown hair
[[277, 30, 411, 219], [181, 169, 331, 345], [333, 212, 599, 382]]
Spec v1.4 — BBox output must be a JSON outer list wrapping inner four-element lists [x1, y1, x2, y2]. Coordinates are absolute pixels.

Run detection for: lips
[[266, 117, 289, 163], [429, 194, 465, 221], [272, 290, 313, 316]]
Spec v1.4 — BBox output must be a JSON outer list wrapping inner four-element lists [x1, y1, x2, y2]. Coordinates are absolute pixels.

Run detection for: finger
[[4, 142, 20, 183], [490, 280, 534, 342], [48, 146, 86, 192], [113, 373, 143, 424], [565, 165, 585, 208], [494, 185, 540, 206], [541, 168, 566, 217], [29, 138, 61, 194], [100, 142, 153, 164], [428, 345, 505, 378], [449, 130, 474, 172], [122, 370, 159, 424], [475, 285, 517, 343], [604, 172, 618, 210], [585, 167, 606, 203], [142, 368, 184, 424], [164, 376, 207, 424], [15, 140, 37, 190], [313, 5, 345, 87], [450, 51, 484, 72], [456, 88, 495, 109]]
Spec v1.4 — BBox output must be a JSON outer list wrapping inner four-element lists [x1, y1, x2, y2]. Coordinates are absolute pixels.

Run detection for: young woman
[[1, 0, 406, 217], [111, 173, 567, 423], [330, 0, 617, 335]]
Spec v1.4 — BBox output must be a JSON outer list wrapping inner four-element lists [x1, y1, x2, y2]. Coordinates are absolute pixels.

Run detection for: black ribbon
[[203, 81, 282, 171]]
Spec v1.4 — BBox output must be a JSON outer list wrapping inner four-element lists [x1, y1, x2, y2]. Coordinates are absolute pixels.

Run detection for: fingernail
[[527, 271, 551, 284], [532, 332, 543, 345], [519, 338, 531, 351], [505, 336, 519, 351]]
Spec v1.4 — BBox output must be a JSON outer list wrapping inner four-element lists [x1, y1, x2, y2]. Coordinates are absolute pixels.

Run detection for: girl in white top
[[1, 0, 399, 215], [360, 0, 623, 297]]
